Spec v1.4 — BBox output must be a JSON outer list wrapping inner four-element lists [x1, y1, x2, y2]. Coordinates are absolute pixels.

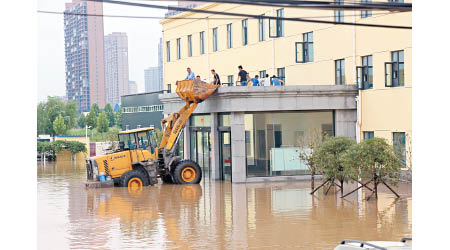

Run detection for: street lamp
[[85, 125, 92, 142]]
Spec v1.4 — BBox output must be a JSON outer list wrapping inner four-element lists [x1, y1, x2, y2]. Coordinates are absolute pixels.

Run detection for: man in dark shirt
[[211, 69, 221, 85], [237, 65, 249, 86]]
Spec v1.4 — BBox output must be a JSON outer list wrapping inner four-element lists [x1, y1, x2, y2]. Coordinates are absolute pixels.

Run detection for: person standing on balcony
[[237, 65, 249, 86], [248, 75, 260, 86], [211, 69, 221, 85], [185, 67, 195, 80]]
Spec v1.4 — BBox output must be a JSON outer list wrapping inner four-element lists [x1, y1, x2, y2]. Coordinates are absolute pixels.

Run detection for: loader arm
[[159, 79, 219, 152]]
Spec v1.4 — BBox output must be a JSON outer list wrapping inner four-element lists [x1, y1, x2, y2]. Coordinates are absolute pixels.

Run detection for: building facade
[[128, 80, 137, 95], [121, 91, 164, 131], [145, 66, 163, 92], [160, 2, 412, 182], [104, 32, 129, 108], [64, 0, 106, 112]]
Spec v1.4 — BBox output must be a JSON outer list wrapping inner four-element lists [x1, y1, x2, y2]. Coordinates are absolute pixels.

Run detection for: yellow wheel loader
[[85, 79, 219, 188]]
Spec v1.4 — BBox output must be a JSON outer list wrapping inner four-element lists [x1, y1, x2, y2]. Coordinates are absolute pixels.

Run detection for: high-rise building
[[104, 32, 129, 107], [128, 80, 137, 94], [64, 0, 106, 112], [144, 67, 162, 93]]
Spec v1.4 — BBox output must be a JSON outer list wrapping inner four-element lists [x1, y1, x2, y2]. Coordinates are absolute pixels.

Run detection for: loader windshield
[[137, 132, 149, 149]]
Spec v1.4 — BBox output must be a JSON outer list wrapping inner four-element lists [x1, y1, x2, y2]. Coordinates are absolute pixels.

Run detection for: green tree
[[297, 128, 329, 190], [97, 111, 110, 136], [91, 103, 100, 116], [63, 101, 78, 129], [342, 137, 402, 190], [86, 109, 97, 128], [104, 103, 115, 127], [53, 114, 67, 135], [312, 136, 356, 193], [77, 113, 86, 128], [115, 109, 122, 129], [37, 102, 49, 135]]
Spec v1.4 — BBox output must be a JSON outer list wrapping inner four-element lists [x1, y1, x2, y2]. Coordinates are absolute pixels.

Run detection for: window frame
[[242, 19, 248, 46], [334, 0, 344, 23], [166, 41, 170, 62], [277, 67, 286, 84], [357, 55, 373, 90], [187, 35, 193, 57], [363, 131, 374, 140], [259, 15, 265, 41], [200, 31, 205, 54], [385, 50, 405, 87], [302, 32, 314, 63], [213, 27, 218, 52], [335, 59, 345, 85], [361, 0, 372, 18], [176, 38, 181, 60], [227, 23, 233, 49]]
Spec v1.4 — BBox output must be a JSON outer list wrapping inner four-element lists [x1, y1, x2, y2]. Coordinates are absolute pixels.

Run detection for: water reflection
[[37, 161, 411, 250]]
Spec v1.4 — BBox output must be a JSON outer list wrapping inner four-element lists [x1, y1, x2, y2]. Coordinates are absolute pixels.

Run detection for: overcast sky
[[37, 0, 174, 103]]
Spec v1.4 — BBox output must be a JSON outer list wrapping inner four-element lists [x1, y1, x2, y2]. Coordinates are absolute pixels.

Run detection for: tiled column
[[210, 112, 221, 180], [335, 109, 357, 140], [231, 112, 246, 183]]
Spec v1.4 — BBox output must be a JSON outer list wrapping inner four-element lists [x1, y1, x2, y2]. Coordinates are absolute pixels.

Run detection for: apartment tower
[[64, 0, 105, 112], [104, 32, 129, 107]]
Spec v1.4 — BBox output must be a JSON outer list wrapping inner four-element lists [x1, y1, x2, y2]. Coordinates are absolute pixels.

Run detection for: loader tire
[[173, 160, 202, 184], [161, 174, 174, 184], [120, 170, 149, 189]]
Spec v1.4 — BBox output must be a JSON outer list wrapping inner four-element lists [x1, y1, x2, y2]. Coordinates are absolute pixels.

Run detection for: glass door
[[190, 130, 211, 181], [220, 131, 232, 181]]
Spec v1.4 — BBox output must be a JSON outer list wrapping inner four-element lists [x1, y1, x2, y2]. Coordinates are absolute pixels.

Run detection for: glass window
[[393, 132, 406, 167], [137, 131, 149, 149], [213, 28, 218, 52], [187, 35, 192, 57], [242, 19, 248, 45], [176, 38, 181, 59], [227, 75, 234, 86], [259, 15, 265, 41], [357, 55, 373, 89], [227, 23, 233, 49], [361, 0, 372, 18], [245, 111, 334, 177], [363, 131, 374, 140], [335, 59, 345, 85], [219, 113, 231, 127], [386, 50, 405, 87], [276, 9, 284, 37], [119, 134, 130, 150], [166, 41, 170, 62], [298, 32, 314, 63], [277, 68, 285, 84], [334, 0, 344, 23], [191, 114, 211, 127], [200, 31, 205, 54], [259, 70, 266, 78]]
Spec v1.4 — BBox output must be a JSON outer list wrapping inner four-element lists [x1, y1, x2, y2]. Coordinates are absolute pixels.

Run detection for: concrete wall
[[160, 85, 357, 114]]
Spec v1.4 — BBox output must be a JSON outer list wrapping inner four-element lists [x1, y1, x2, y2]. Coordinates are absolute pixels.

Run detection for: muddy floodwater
[[38, 160, 411, 250]]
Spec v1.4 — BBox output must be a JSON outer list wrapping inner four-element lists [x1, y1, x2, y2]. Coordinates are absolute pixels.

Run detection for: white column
[[231, 112, 246, 183], [210, 113, 221, 180]]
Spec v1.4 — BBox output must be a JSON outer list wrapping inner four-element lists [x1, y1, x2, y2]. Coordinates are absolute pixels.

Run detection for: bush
[[341, 137, 402, 186], [312, 136, 356, 183]]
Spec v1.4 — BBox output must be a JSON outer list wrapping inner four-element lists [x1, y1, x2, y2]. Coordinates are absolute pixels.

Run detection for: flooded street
[[38, 160, 411, 250]]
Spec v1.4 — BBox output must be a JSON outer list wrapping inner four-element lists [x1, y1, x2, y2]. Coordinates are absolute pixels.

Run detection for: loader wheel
[[173, 160, 202, 184], [120, 170, 148, 192], [161, 174, 174, 184]]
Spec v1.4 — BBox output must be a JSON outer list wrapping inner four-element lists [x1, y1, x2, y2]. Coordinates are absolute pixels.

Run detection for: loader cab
[[118, 127, 158, 154]]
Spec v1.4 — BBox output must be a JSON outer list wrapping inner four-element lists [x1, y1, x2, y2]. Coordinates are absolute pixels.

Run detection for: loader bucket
[[176, 79, 219, 104]]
